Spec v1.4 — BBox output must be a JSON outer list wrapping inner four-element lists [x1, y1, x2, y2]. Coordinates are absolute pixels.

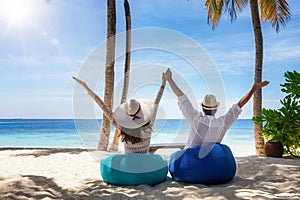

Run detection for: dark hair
[[120, 121, 152, 144], [202, 108, 217, 116]]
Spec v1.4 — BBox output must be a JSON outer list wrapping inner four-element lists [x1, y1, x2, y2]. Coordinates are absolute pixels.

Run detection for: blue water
[[0, 119, 254, 149]]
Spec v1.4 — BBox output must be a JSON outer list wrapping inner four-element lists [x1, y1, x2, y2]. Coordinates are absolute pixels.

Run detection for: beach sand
[[0, 148, 299, 200]]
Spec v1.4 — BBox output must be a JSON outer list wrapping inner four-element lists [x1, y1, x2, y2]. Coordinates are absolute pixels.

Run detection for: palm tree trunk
[[250, 0, 265, 156], [108, 0, 132, 151], [98, 0, 116, 150], [121, 0, 131, 104]]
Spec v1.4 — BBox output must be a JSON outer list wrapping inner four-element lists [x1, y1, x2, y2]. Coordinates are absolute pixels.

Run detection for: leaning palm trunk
[[98, 0, 116, 150], [109, 0, 132, 151], [250, 0, 264, 156]]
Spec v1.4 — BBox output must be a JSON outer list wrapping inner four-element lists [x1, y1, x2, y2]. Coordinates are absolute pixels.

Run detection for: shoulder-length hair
[[120, 121, 152, 144]]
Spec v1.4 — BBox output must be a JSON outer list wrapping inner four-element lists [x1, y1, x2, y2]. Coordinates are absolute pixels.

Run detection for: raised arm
[[164, 68, 184, 97], [164, 68, 198, 122], [237, 81, 269, 108], [72, 77, 119, 128], [150, 73, 166, 125], [154, 72, 166, 105]]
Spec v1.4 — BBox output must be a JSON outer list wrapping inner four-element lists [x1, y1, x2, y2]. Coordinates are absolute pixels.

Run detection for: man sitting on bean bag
[[164, 68, 269, 184]]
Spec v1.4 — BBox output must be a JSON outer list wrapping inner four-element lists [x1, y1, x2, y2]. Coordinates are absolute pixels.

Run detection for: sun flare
[[0, 0, 32, 25]]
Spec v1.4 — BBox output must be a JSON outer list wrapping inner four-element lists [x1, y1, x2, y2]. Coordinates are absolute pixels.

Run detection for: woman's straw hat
[[201, 94, 220, 110], [114, 99, 154, 129]]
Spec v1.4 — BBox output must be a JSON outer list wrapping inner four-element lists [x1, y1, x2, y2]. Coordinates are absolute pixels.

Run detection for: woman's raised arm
[[72, 77, 119, 128], [150, 73, 166, 125]]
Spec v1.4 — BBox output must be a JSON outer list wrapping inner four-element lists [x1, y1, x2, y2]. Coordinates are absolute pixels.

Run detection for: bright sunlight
[[0, 0, 33, 25]]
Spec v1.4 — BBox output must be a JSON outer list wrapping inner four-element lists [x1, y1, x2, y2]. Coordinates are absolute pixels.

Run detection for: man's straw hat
[[201, 94, 220, 110]]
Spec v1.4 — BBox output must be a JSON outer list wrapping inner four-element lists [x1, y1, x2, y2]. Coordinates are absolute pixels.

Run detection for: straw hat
[[113, 99, 155, 129], [201, 94, 220, 110]]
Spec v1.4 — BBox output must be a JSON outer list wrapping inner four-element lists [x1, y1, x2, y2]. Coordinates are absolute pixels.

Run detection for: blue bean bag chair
[[169, 143, 236, 185], [101, 154, 168, 186]]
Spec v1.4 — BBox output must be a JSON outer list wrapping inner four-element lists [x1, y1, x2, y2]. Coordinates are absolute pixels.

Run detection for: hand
[[164, 68, 172, 81], [253, 81, 269, 91], [72, 76, 87, 87]]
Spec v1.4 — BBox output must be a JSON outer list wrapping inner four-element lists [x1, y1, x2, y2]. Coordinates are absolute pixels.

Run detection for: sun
[[0, 0, 32, 25]]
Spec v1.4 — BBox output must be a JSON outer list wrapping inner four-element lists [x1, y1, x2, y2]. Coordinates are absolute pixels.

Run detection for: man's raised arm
[[164, 68, 184, 97], [238, 81, 269, 108]]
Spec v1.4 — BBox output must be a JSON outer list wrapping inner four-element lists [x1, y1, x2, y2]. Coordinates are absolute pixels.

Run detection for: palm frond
[[260, 0, 291, 32], [224, 0, 248, 22], [205, 0, 225, 29], [205, 0, 248, 29]]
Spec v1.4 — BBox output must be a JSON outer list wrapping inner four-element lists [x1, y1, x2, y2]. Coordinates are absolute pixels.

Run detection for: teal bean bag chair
[[169, 143, 236, 185], [101, 154, 168, 186]]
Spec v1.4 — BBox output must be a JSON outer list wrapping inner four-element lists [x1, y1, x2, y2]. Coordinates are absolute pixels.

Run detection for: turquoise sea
[[0, 119, 255, 152]]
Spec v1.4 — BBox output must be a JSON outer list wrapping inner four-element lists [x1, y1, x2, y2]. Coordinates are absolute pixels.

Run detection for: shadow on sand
[[0, 155, 299, 199]]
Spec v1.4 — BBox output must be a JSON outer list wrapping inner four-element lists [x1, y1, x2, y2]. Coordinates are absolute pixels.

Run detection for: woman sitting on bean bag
[[73, 73, 168, 185]]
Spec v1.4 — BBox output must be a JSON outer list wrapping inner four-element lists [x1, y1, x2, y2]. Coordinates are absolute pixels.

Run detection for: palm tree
[[98, 0, 117, 150], [109, 0, 132, 151], [205, 0, 291, 155]]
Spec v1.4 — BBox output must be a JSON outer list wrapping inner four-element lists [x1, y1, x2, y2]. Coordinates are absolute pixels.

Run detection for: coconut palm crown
[[205, 0, 291, 32]]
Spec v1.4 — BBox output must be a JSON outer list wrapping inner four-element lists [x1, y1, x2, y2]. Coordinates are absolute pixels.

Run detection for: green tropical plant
[[253, 70, 300, 157]]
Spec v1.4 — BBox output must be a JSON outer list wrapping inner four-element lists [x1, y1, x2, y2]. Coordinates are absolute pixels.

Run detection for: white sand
[[0, 148, 299, 200]]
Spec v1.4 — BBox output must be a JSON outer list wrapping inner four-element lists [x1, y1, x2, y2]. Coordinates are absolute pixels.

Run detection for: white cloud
[[51, 37, 60, 46], [264, 39, 300, 62]]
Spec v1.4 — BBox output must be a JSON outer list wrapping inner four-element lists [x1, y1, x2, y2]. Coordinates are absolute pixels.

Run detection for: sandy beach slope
[[0, 148, 299, 200]]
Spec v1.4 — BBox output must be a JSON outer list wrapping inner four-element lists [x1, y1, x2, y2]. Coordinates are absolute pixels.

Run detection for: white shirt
[[178, 94, 242, 149]]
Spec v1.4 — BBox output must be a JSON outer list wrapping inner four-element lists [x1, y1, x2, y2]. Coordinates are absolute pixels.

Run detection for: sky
[[0, 0, 299, 119]]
